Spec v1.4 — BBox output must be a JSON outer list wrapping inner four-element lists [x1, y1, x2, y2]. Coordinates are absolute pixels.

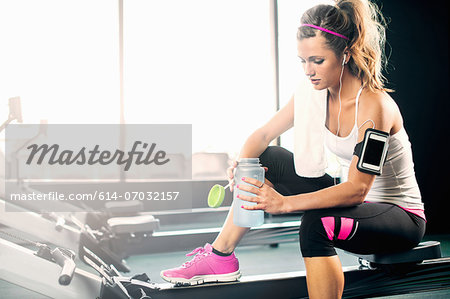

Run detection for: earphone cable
[[334, 62, 346, 185]]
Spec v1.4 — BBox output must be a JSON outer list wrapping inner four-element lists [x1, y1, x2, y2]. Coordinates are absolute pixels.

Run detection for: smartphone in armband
[[353, 128, 389, 175]]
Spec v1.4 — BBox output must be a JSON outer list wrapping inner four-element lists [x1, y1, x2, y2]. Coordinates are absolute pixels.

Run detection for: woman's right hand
[[227, 160, 238, 192]]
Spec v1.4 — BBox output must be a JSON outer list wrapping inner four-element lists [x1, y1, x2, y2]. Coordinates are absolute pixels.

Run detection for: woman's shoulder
[[358, 89, 402, 131], [359, 89, 400, 114], [360, 88, 397, 109]]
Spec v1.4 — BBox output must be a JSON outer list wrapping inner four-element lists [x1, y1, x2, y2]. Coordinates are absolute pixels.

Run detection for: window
[[123, 0, 274, 157], [0, 0, 119, 124]]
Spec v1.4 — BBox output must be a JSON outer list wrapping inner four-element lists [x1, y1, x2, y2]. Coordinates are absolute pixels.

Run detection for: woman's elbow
[[252, 127, 272, 145], [351, 182, 371, 205]]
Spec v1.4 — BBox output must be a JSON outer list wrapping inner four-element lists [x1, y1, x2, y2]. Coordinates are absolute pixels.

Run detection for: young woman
[[161, 1, 425, 298]]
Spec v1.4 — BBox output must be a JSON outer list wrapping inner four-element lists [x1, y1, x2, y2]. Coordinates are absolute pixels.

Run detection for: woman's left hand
[[237, 177, 289, 214]]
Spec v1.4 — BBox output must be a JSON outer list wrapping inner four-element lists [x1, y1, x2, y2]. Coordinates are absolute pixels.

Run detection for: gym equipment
[[1, 228, 448, 299], [0, 99, 160, 272], [0, 97, 22, 132], [0, 198, 140, 273]]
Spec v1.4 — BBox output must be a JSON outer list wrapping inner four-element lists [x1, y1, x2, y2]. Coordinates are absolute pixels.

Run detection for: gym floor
[[0, 234, 449, 299]]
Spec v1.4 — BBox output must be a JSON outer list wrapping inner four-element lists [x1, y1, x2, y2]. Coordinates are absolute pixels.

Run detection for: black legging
[[259, 146, 426, 257]]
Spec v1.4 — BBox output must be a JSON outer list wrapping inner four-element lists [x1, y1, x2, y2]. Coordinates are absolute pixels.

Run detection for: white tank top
[[324, 88, 425, 217]]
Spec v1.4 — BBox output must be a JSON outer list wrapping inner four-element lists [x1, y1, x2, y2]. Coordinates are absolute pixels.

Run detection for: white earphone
[[337, 53, 347, 138], [334, 52, 347, 184]]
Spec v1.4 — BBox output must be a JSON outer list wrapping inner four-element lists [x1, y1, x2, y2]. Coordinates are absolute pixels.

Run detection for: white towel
[[293, 76, 328, 177]]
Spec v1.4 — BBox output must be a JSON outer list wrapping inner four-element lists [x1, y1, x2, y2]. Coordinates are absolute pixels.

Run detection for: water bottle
[[233, 158, 264, 227]]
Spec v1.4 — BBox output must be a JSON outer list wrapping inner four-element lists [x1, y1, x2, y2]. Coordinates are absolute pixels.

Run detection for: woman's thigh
[[299, 202, 426, 257]]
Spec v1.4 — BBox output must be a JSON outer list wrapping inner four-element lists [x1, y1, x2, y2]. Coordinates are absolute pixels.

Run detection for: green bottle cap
[[207, 183, 229, 208]]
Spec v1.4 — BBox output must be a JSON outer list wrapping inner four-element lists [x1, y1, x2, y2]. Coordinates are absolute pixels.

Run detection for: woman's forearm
[[284, 181, 369, 213]]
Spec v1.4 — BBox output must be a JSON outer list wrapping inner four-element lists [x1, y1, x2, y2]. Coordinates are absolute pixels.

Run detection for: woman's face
[[297, 34, 343, 90]]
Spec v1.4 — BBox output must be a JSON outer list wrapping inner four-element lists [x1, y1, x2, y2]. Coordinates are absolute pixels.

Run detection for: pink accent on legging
[[364, 201, 426, 221], [321, 217, 335, 241], [337, 217, 354, 240], [402, 207, 426, 221]]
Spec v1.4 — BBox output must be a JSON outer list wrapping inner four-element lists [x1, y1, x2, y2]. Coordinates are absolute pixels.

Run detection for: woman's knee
[[259, 146, 293, 165], [299, 211, 337, 257]]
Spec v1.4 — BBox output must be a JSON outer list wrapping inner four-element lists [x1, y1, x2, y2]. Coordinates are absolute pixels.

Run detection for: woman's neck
[[328, 70, 362, 103]]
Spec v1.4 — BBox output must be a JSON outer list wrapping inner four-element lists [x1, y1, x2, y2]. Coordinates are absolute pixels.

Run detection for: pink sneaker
[[160, 243, 241, 285]]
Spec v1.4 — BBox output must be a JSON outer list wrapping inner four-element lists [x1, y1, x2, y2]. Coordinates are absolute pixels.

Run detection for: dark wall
[[378, 0, 449, 233]]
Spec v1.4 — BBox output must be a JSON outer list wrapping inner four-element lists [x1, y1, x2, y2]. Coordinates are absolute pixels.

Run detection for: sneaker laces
[[182, 246, 210, 268]]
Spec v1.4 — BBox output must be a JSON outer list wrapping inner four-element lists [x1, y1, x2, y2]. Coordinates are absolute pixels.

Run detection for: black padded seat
[[353, 241, 442, 265]]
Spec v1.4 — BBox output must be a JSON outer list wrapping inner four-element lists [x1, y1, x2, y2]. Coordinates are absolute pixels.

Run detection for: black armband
[[353, 129, 389, 175]]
